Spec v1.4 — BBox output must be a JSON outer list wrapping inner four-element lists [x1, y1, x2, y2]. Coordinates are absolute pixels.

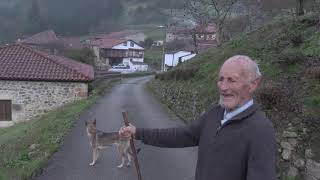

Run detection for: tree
[[63, 48, 96, 66], [296, 0, 304, 16], [184, 0, 240, 45], [143, 37, 154, 49]]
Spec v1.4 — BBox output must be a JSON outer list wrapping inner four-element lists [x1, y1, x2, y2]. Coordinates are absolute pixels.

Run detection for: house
[[192, 23, 218, 53], [18, 30, 84, 51], [166, 27, 192, 42], [152, 40, 164, 47], [17, 29, 59, 46], [164, 50, 196, 71], [194, 23, 217, 42], [0, 44, 94, 127], [88, 38, 145, 70], [96, 30, 146, 43]]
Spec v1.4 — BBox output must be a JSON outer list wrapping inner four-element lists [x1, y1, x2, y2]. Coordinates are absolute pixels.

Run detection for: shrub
[[257, 82, 286, 110], [305, 67, 320, 79], [155, 66, 199, 81], [288, 30, 304, 46], [277, 50, 306, 65]]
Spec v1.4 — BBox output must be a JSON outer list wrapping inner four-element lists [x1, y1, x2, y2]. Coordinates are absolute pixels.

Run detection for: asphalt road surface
[[36, 76, 197, 180]]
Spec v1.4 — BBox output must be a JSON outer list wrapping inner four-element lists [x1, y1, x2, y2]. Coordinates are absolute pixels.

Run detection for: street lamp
[[158, 25, 166, 72]]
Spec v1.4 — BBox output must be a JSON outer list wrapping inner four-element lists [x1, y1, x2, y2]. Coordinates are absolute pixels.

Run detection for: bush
[[155, 66, 199, 81], [142, 37, 154, 49], [277, 50, 306, 65], [257, 82, 286, 110], [305, 67, 320, 79], [288, 30, 304, 46]]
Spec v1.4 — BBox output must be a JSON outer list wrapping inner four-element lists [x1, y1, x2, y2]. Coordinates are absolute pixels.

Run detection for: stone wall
[[0, 80, 88, 125]]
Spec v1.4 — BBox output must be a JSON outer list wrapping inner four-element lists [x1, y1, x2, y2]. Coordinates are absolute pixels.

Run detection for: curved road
[[36, 76, 197, 180]]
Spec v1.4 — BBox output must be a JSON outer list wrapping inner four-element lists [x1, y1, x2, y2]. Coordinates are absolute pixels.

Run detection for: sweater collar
[[218, 101, 259, 123]]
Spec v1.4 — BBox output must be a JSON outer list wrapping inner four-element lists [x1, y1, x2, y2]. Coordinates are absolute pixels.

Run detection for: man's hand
[[119, 123, 136, 138]]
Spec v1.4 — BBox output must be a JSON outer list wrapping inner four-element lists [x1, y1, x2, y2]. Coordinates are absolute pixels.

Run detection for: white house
[[164, 50, 196, 71], [88, 38, 145, 69]]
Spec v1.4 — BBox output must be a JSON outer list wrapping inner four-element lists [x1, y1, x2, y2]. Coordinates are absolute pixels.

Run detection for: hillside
[[148, 14, 320, 180], [0, 0, 183, 43]]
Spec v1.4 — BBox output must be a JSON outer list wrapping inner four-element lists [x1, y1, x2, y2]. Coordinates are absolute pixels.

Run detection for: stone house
[[0, 44, 94, 127]]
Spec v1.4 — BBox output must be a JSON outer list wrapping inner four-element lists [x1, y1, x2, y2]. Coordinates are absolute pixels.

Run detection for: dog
[[85, 119, 132, 168]]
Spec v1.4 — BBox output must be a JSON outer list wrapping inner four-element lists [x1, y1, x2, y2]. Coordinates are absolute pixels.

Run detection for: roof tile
[[0, 44, 94, 82]]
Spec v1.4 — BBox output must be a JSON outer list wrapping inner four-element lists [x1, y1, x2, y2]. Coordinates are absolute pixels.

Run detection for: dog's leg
[[90, 148, 98, 166], [126, 150, 132, 167], [117, 152, 126, 168], [117, 145, 126, 168], [95, 149, 99, 162]]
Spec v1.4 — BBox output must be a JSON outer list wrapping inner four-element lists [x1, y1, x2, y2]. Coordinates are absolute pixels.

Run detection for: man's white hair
[[225, 55, 262, 80]]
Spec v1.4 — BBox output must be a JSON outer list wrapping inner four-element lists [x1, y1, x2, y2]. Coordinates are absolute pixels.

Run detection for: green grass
[[125, 24, 165, 40], [0, 79, 119, 180], [144, 49, 163, 70]]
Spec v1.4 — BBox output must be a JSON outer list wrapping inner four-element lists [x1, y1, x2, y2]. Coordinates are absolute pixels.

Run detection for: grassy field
[[125, 24, 165, 40], [144, 48, 163, 70], [0, 79, 119, 180]]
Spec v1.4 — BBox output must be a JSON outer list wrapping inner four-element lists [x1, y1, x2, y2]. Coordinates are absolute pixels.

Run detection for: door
[[0, 100, 12, 121]]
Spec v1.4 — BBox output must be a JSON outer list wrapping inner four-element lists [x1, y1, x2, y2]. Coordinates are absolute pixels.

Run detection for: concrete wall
[[0, 80, 88, 126]]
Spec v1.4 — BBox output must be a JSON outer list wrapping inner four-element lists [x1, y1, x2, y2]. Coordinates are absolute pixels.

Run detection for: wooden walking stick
[[122, 111, 143, 180]]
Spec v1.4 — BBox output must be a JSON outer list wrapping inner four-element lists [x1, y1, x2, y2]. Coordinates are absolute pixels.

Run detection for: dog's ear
[[93, 119, 96, 126], [85, 121, 88, 126]]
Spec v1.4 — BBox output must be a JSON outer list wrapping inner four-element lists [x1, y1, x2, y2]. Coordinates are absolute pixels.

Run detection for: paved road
[[36, 76, 197, 180]]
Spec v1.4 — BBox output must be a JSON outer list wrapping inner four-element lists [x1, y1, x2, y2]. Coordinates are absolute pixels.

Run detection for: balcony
[[100, 49, 144, 58]]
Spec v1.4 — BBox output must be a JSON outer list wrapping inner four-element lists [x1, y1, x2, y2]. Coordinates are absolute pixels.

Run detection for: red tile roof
[[19, 30, 59, 45], [91, 38, 126, 49], [0, 44, 94, 82]]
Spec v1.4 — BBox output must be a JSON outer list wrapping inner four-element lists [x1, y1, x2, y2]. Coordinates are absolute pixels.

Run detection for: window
[[0, 100, 12, 121], [130, 41, 134, 47], [123, 42, 127, 46]]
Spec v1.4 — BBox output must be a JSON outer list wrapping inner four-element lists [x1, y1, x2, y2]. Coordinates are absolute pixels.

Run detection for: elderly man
[[119, 55, 276, 180]]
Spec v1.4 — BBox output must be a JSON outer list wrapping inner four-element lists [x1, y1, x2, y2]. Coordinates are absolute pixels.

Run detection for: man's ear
[[249, 77, 261, 93]]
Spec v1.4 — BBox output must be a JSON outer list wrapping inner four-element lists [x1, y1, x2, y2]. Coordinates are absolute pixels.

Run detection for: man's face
[[217, 61, 258, 112]]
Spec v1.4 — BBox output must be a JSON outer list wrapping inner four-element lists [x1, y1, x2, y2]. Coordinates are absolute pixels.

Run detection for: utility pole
[[161, 25, 166, 72]]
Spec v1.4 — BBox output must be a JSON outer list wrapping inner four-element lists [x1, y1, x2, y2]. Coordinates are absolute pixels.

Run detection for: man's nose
[[219, 81, 229, 91]]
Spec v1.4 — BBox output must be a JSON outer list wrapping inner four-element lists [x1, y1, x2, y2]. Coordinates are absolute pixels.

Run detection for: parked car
[[109, 64, 135, 74]]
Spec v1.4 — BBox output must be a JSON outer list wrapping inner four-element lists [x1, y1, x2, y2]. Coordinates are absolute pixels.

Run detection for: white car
[[109, 64, 135, 74]]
